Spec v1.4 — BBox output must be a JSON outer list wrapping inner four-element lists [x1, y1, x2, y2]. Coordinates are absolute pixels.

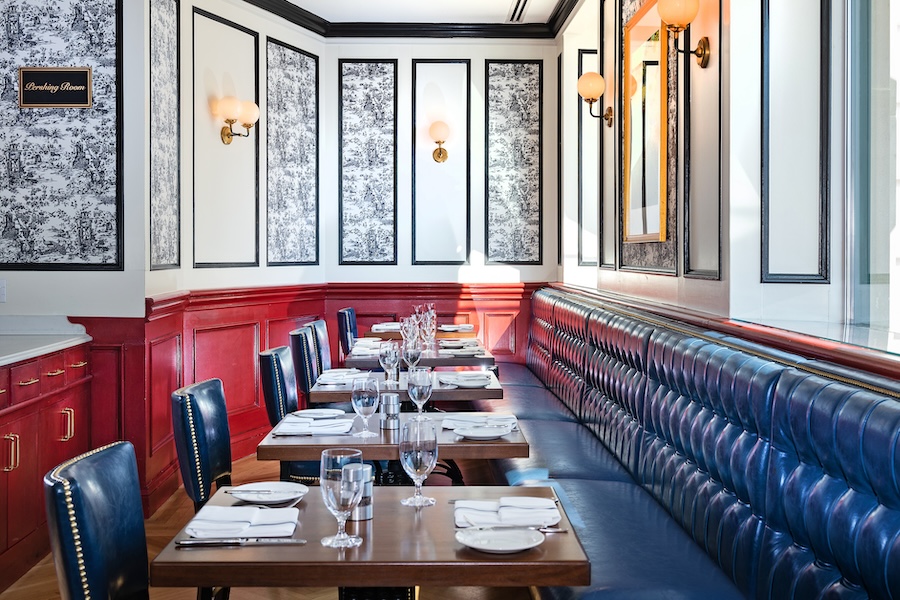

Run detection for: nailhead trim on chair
[[273, 354, 287, 422], [48, 441, 124, 600], [179, 393, 207, 501]]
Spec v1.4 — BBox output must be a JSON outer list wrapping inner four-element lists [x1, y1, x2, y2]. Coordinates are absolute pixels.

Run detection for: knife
[[176, 537, 307, 547]]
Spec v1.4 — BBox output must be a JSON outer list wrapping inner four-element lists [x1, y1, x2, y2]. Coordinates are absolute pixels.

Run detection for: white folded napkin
[[457, 324, 475, 332], [350, 347, 381, 356], [317, 371, 371, 384], [371, 322, 401, 332], [353, 338, 382, 347], [186, 506, 299, 538], [442, 413, 517, 430], [454, 497, 561, 528], [273, 419, 354, 435]]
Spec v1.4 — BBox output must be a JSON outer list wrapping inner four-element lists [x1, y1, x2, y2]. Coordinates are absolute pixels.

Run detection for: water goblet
[[350, 377, 380, 437], [407, 366, 433, 416], [402, 340, 423, 369], [399, 418, 438, 507], [378, 341, 400, 382], [319, 448, 364, 548]]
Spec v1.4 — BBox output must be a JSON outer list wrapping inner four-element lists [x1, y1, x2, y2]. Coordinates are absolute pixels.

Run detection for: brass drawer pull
[[69, 361, 88, 368], [61, 407, 75, 441], [46, 369, 66, 377], [4, 433, 19, 472], [17, 378, 39, 387]]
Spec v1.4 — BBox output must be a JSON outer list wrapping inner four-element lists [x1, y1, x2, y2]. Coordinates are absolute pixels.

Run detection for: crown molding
[[241, 0, 576, 39]]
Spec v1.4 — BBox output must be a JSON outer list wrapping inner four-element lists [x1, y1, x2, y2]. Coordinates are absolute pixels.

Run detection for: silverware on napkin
[[176, 537, 307, 547]]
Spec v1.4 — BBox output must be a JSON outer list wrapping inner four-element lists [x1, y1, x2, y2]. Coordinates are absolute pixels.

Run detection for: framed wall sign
[[18, 67, 93, 108]]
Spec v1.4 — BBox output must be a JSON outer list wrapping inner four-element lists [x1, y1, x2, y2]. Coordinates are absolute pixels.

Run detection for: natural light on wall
[[849, 0, 900, 352]]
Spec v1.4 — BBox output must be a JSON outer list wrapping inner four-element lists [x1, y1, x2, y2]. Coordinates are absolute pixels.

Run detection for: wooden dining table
[[309, 371, 503, 404], [150, 485, 590, 589], [257, 412, 530, 461], [343, 346, 496, 370]]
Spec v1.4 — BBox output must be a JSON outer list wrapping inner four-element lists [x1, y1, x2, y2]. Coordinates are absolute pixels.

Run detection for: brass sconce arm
[[221, 120, 257, 145], [586, 100, 614, 128], [675, 35, 711, 68]]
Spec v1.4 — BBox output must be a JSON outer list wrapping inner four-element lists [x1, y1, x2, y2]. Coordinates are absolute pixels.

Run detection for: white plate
[[229, 481, 309, 505], [321, 368, 359, 375], [440, 340, 468, 348], [353, 338, 382, 346], [456, 378, 491, 388], [455, 528, 544, 554], [454, 425, 513, 440], [292, 408, 346, 419]]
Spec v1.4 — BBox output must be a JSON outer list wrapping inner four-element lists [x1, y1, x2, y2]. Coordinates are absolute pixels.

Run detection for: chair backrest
[[304, 318, 333, 372], [259, 346, 299, 427], [171, 378, 233, 511], [289, 325, 320, 399], [44, 441, 149, 600], [337, 307, 358, 357]]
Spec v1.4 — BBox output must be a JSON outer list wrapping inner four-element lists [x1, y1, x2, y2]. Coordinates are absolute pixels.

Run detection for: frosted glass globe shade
[[429, 120, 450, 142], [239, 101, 260, 125], [218, 96, 242, 121], [657, 0, 699, 30], [577, 72, 605, 101]]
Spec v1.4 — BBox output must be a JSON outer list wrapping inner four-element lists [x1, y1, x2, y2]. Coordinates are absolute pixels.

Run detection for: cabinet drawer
[[0, 367, 8, 411], [40, 352, 66, 394], [10, 360, 40, 405], [64, 345, 91, 383]]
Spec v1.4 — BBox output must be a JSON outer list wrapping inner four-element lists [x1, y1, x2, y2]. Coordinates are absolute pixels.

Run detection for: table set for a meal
[[150, 484, 590, 589]]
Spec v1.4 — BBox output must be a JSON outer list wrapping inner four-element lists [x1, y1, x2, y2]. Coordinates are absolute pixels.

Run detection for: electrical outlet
[[0, 279, 6, 303]]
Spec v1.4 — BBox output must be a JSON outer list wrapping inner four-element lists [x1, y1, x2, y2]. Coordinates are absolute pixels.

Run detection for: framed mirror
[[623, 0, 668, 243]]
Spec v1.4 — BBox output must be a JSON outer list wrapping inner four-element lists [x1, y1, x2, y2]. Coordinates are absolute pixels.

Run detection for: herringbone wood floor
[[1, 454, 533, 600]]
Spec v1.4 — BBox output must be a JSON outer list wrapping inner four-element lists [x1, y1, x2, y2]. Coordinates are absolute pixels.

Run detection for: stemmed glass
[[319, 448, 364, 548], [399, 418, 439, 507], [407, 366, 433, 416], [350, 377, 379, 437], [378, 341, 400, 383], [402, 340, 422, 369]]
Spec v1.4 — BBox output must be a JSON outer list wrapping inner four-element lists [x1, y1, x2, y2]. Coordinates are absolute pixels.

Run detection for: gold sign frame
[[18, 67, 93, 108], [623, 0, 668, 243]]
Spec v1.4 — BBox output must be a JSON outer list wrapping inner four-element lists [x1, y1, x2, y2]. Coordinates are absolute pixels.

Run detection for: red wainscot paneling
[[324, 283, 543, 366], [180, 285, 327, 460]]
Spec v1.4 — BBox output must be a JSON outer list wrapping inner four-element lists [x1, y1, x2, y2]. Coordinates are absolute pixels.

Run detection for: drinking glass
[[402, 340, 422, 369], [350, 377, 379, 437], [319, 448, 364, 548], [399, 419, 438, 507], [407, 366, 433, 416], [378, 341, 400, 382]]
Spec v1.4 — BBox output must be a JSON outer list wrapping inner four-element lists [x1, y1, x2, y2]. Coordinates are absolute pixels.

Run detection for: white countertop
[[0, 316, 92, 367]]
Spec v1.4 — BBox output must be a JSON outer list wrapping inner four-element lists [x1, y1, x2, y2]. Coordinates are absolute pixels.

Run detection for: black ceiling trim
[[241, 0, 576, 39]]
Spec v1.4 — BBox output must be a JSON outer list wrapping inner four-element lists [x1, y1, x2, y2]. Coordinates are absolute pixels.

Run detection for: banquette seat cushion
[[488, 286, 900, 600]]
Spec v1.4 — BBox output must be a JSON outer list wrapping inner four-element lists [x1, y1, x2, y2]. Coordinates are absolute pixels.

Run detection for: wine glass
[[402, 340, 422, 369], [407, 366, 433, 416], [399, 418, 438, 507], [319, 448, 364, 548], [350, 377, 379, 437], [378, 341, 400, 382]]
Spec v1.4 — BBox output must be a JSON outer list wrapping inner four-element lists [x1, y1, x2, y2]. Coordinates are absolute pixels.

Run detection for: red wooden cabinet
[[0, 342, 91, 593]]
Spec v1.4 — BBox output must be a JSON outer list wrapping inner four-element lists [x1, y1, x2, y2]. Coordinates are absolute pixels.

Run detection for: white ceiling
[[284, 0, 564, 25]]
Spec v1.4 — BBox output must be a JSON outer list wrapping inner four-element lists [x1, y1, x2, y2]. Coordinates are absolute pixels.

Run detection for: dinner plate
[[320, 368, 359, 375], [455, 528, 544, 554], [454, 425, 513, 440], [292, 408, 346, 419], [455, 377, 491, 388], [440, 340, 468, 349], [228, 481, 309, 505]]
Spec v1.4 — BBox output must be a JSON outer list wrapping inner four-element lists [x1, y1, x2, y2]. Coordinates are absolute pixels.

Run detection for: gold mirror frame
[[623, 0, 668, 243]]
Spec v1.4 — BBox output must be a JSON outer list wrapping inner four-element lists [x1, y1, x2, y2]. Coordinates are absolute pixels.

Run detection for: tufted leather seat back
[[171, 378, 233, 510], [44, 441, 149, 600], [760, 369, 900, 599], [526, 289, 556, 384], [640, 330, 784, 597], [582, 309, 654, 475], [259, 346, 299, 427]]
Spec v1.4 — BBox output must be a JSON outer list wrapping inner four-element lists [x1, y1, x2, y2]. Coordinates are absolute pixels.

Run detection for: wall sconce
[[576, 71, 614, 128], [657, 0, 711, 68], [429, 120, 449, 163], [217, 96, 260, 145]]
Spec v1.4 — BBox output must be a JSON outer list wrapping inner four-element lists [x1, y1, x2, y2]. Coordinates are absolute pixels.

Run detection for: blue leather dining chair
[[304, 318, 333, 372], [171, 378, 233, 513], [259, 345, 319, 483], [337, 307, 358, 359], [44, 441, 150, 600]]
